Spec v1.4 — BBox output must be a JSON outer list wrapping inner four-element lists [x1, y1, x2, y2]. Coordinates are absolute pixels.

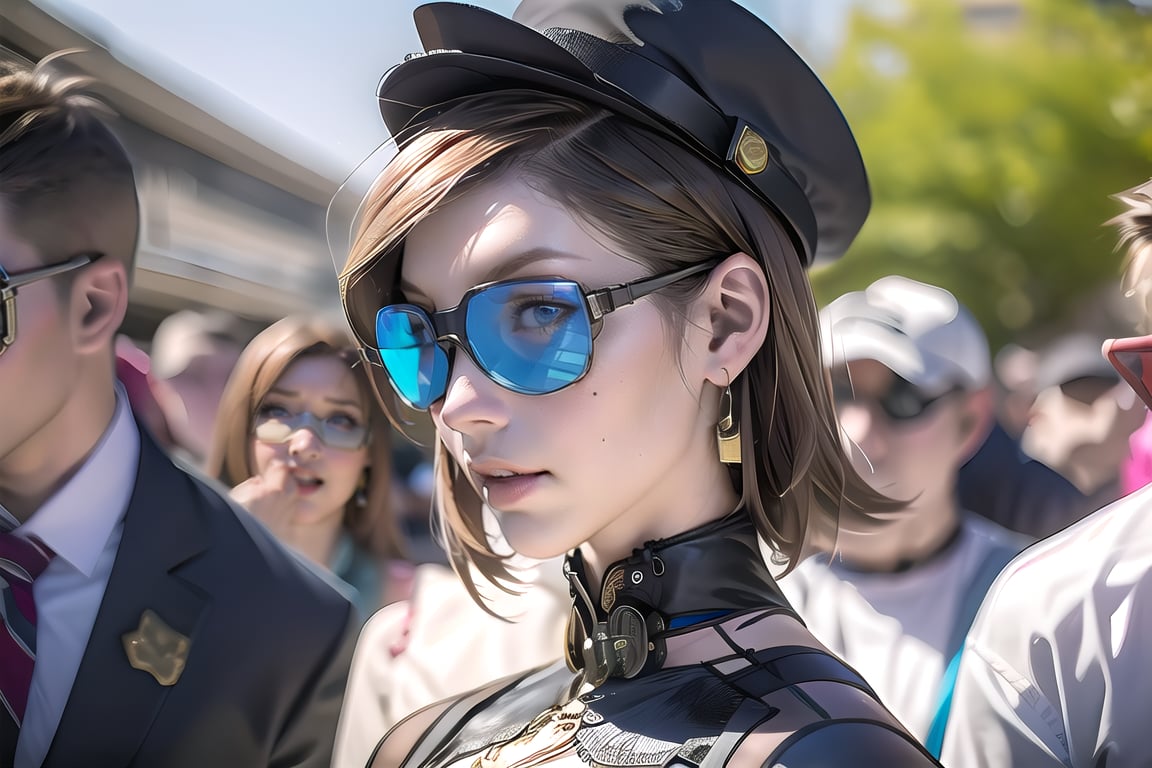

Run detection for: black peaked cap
[[378, 0, 870, 266]]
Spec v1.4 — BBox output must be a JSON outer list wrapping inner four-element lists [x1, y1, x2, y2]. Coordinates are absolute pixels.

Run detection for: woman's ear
[[71, 258, 129, 355], [692, 252, 771, 386]]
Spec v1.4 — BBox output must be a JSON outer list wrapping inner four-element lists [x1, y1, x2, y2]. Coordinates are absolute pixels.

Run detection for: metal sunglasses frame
[[0, 252, 103, 354]]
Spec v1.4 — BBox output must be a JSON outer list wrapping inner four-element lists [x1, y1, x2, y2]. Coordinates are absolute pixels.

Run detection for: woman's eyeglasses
[[0, 252, 103, 356], [252, 405, 369, 451], [832, 374, 960, 422], [364, 260, 720, 411]]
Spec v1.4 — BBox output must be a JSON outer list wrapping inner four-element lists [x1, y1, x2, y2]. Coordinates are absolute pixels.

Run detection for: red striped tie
[[0, 532, 53, 762]]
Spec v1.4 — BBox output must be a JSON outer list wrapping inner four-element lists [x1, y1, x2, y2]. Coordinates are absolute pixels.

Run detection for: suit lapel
[[43, 428, 210, 767]]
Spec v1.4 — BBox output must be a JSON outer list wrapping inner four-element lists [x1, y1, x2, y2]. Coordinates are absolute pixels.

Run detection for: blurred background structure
[[2, 0, 343, 340]]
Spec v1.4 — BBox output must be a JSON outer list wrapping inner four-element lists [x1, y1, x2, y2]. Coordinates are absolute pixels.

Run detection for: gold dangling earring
[[716, 368, 742, 464]]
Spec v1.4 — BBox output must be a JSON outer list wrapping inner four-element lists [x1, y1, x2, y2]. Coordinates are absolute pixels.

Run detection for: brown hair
[[204, 315, 403, 559], [0, 49, 138, 282], [341, 91, 897, 601], [1110, 179, 1152, 331]]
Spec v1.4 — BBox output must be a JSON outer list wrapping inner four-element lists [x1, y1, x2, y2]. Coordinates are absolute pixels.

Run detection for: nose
[[432, 349, 510, 436], [838, 402, 888, 468], [287, 425, 323, 461]]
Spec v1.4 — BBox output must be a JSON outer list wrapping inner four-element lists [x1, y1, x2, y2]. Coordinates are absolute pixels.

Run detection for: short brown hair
[[204, 315, 404, 560], [1110, 179, 1152, 331], [341, 91, 899, 606], [0, 49, 138, 280]]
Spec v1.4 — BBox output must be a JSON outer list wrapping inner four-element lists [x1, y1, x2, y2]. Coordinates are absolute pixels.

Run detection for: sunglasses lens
[[880, 381, 931, 420], [466, 281, 592, 395], [1113, 348, 1152, 411], [375, 307, 449, 409]]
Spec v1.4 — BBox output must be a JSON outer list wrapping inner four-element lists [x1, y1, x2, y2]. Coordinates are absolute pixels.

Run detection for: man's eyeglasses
[[253, 404, 370, 451], [1, 252, 103, 356], [832, 373, 960, 422], [365, 259, 720, 412], [1105, 334, 1152, 412]]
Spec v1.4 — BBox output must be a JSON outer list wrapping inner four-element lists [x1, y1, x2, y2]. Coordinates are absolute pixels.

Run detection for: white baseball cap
[[820, 276, 991, 396]]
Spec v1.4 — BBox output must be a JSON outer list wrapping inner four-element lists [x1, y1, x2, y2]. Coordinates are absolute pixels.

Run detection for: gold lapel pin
[[122, 609, 190, 686]]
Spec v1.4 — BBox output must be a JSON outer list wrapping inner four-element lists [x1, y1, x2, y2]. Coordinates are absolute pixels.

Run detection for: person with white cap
[[780, 275, 1031, 757]]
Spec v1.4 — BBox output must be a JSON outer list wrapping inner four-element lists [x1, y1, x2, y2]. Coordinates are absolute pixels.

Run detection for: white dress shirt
[[0, 387, 139, 768]]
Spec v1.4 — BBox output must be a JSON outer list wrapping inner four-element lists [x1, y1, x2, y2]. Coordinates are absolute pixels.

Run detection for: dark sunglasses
[[364, 259, 720, 411], [1105, 334, 1152, 411], [0, 252, 103, 356], [832, 373, 959, 422]]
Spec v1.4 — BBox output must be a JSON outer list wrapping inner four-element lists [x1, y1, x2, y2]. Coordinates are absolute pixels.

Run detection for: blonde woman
[[206, 315, 405, 617], [336, 0, 942, 764]]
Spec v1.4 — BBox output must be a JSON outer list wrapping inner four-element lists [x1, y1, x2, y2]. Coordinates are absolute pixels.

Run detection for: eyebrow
[[266, 387, 363, 409], [399, 247, 591, 305]]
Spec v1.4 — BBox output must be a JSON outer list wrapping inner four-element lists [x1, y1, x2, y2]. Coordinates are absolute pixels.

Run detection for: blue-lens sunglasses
[[364, 259, 721, 410]]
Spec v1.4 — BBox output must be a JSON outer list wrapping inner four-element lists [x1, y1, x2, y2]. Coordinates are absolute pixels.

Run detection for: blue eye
[[512, 301, 575, 333]]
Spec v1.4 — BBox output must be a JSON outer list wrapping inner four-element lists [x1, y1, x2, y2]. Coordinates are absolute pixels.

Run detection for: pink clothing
[[1122, 412, 1152, 494]]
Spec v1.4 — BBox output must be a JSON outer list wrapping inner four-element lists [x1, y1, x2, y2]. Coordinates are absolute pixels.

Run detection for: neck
[[565, 510, 794, 684], [834, 489, 962, 572], [0, 377, 117, 523], [579, 464, 741, 595]]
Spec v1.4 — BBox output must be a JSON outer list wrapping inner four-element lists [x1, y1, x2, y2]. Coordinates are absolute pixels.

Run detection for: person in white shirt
[[942, 178, 1152, 768], [780, 276, 1030, 756], [0, 49, 355, 767]]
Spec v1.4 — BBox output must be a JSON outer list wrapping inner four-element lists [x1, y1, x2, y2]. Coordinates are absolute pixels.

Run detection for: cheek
[[250, 439, 280, 474], [326, 448, 369, 485]]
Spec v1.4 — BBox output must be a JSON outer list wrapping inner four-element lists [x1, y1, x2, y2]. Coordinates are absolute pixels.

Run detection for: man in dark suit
[[0, 50, 356, 767]]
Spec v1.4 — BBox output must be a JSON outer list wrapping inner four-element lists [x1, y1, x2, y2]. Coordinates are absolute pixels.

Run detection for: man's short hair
[[0, 49, 138, 280], [1111, 178, 1152, 331]]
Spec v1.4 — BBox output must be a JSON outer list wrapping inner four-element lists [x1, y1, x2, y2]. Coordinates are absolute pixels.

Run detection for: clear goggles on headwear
[[362, 259, 721, 411], [252, 406, 369, 451]]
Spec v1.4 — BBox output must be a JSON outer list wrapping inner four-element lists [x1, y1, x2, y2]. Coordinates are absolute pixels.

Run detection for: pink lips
[[469, 460, 548, 508]]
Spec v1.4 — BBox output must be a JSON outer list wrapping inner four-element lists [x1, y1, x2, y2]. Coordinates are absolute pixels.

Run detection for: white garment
[[0, 388, 138, 768], [942, 485, 1152, 768], [333, 558, 570, 768], [779, 513, 1028, 741]]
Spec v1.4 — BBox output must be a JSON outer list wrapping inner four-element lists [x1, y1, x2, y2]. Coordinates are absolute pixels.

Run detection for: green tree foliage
[[810, 0, 1152, 348]]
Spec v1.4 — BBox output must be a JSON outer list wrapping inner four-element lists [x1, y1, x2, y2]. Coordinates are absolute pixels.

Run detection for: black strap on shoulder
[[770, 718, 941, 766]]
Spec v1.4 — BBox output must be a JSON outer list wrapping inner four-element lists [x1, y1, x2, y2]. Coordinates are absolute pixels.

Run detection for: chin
[[495, 510, 580, 561]]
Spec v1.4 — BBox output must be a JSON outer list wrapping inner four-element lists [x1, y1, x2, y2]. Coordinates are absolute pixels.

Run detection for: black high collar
[[563, 510, 795, 685]]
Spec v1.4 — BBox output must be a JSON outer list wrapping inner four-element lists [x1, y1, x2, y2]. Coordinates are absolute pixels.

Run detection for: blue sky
[[39, 0, 854, 180]]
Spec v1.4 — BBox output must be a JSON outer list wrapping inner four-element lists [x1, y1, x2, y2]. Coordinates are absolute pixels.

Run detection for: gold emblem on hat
[[122, 609, 190, 686], [735, 126, 770, 175]]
